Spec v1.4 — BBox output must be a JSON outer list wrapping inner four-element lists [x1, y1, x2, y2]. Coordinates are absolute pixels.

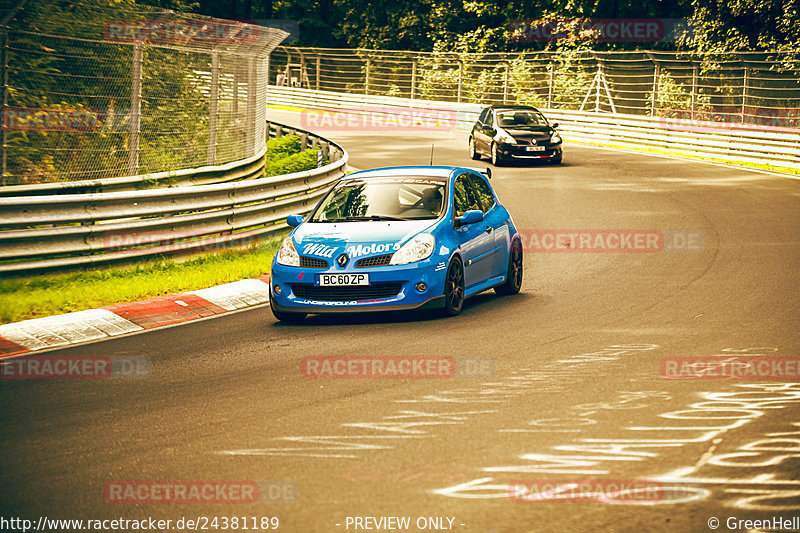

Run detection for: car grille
[[292, 283, 402, 301], [300, 256, 329, 269], [354, 254, 393, 268]]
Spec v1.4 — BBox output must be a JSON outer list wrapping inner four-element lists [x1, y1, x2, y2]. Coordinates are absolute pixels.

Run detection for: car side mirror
[[286, 214, 304, 227], [455, 209, 484, 228], [551, 122, 559, 129]]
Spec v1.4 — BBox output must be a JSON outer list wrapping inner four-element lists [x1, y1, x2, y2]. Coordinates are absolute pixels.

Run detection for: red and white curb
[[0, 276, 270, 358]]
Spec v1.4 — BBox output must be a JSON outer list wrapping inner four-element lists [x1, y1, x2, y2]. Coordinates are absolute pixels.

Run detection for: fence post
[[411, 58, 417, 99], [651, 61, 660, 116], [207, 49, 219, 166], [457, 60, 463, 103], [365, 58, 371, 95], [316, 54, 320, 90], [1, 29, 8, 184], [246, 56, 256, 156], [741, 65, 749, 125], [503, 62, 509, 104], [691, 63, 698, 120], [547, 62, 554, 108], [128, 42, 143, 176]]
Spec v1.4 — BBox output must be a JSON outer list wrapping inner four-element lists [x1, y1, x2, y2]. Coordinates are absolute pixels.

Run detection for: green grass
[[569, 139, 800, 176], [0, 232, 285, 325]]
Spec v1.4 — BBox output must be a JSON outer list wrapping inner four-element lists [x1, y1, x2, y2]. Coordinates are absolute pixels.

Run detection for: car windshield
[[496, 109, 548, 129], [310, 176, 447, 222]]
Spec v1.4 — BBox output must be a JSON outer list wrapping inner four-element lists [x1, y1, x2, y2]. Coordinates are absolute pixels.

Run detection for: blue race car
[[269, 165, 522, 321]]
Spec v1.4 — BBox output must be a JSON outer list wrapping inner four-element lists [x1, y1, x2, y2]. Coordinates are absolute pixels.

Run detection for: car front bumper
[[499, 143, 562, 159], [270, 257, 449, 313]]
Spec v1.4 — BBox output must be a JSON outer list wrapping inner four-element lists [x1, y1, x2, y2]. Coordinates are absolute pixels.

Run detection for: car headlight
[[390, 233, 435, 265], [551, 132, 562, 143], [276, 236, 300, 267], [496, 131, 515, 144]]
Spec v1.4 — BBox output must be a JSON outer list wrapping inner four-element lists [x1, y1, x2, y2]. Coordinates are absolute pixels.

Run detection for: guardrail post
[[207, 49, 219, 166], [547, 62, 554, 108], [300, 132, 308, 151], [128, 42, 143, 176]]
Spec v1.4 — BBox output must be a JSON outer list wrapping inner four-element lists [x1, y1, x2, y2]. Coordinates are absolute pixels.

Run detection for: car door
[[477, 110, 496, 152], [472, 107, 491, 152], [468, 173, 507, 279], [453, 173, 494, 288]]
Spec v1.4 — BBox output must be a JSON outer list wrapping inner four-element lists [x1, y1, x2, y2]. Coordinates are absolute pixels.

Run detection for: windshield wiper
[[340, 215, 411, 221]]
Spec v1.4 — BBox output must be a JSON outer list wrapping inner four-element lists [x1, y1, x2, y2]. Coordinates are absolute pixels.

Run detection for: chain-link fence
[[0, 0, 288, 185], [271, 47, 800, 131]]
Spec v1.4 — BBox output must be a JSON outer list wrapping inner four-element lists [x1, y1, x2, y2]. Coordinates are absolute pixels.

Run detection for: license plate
[[317, 273, 369, 286], [524, 145, 546, 152]]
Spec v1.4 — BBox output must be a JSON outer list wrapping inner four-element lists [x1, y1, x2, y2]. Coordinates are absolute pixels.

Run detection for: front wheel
[[469, 137, 481, 160], [442, 257, 465, 316], [490, 143, 503, 166], [495, 239, 523, 295], [270, 295, 307, 322], [550, 152, 562, 165]]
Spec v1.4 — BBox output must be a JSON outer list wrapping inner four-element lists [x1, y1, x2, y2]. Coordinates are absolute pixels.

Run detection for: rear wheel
[[495, 239, 523, 295], [442, 257, 465, 316], [469, 137, 481, 160], [270, 295, 307, 322], [490, 143, 503, 166]]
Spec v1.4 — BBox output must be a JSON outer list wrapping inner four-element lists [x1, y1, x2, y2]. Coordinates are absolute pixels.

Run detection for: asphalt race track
[[2, 110, 799, 533]]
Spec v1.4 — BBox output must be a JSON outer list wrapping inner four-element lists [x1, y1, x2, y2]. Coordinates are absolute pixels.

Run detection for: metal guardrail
[[0, 122, 348, 274], [266, 85, 800, 170]]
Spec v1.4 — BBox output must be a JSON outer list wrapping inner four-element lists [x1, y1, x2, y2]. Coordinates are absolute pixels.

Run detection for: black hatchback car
[[469, 105, 562, 165]]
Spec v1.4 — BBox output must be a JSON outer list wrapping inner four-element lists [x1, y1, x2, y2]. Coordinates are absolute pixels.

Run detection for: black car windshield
[[310, 176, 447, 222], [496, 109, 548, 129]]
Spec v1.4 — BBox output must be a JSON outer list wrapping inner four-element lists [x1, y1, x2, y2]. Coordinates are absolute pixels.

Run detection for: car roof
[[345, 166, 479, 180], [486, 105, 542, 112]]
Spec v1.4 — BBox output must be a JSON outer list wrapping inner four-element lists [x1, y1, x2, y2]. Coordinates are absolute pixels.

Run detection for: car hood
[[500, 126, 554, 141], [293, 219, 437, 258]]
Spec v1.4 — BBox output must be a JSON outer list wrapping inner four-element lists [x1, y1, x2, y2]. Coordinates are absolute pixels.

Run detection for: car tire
[[550, 152, 562, 165], [270, 295, 307, 322], [442, 257, 465, 316], [495, 239, 523, 296], [469, 137, 481, 160], [490, 143, 503, 166]]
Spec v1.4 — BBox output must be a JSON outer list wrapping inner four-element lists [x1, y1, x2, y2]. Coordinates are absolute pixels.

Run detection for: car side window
[[469, 174, 495, 213], [477, 108, 489, 124], [485, 111, 494, 128], [453, 175, 482, 218]]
